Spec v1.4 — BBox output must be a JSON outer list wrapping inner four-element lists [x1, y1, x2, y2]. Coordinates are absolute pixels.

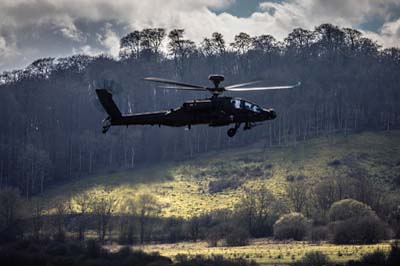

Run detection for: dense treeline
[[1, 172, 399, 246], [0, 23, 400, 196]]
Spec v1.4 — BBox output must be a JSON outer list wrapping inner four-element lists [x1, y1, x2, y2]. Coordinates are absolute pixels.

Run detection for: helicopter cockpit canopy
[[231, 99, 262, 113]]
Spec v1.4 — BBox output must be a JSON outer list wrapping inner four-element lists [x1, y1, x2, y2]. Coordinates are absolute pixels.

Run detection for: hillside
[[45, 131, 400, 218]]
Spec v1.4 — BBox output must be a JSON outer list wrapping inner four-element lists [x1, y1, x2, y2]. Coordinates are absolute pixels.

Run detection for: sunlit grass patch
[[43, 131, 400, 217], [137, 239, 391, 265]]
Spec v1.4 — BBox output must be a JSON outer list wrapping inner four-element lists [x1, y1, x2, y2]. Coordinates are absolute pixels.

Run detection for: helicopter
[[95, 75, 300, 137]]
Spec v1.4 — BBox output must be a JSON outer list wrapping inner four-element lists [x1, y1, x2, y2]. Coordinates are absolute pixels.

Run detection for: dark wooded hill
[[0, 24, 399, 198]]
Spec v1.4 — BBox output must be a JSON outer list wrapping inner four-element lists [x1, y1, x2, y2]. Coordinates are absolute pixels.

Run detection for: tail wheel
[[227, 128, 237, 137], [102, 116, 111, 134]]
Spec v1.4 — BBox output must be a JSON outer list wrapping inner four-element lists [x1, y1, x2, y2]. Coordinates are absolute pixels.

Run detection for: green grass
[[107, 239, 391, 266], [44, 130, 400, 218]]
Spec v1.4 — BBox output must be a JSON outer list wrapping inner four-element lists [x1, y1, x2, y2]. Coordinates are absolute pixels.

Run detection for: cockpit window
[[232, 99, 241, 109], [231, 99, 262, 113]]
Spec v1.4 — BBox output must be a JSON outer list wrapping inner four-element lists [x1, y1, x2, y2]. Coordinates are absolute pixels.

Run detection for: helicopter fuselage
[[109, 96, 276, 128]]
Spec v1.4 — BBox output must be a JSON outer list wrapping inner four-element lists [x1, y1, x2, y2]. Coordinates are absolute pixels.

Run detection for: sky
[[0, 0, 399, 72]]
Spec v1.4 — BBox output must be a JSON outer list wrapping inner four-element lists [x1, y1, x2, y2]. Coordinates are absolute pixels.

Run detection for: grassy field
[[44, 131, 400, 265], [45, 130, 400, 218], [105, 239, 392, 265]]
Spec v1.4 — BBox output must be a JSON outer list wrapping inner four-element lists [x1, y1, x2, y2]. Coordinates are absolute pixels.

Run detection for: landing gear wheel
[[227, 128, 237, 137]]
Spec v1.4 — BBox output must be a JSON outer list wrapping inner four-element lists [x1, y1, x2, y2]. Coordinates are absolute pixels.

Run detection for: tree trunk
[[131, 146, 135, 168]]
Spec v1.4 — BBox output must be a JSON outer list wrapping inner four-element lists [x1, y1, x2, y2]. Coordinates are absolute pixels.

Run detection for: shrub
[[264, 164, 273, 169], [328, 199, 389, 244], [243, 166, 264, 177], [388, 241, 400, 266], [224, 226, 250, 247], [208, 179, 243, 194], [85, 239, 102, 258], [359, 249, 387, 266], [308, 226, 329, 242], [286, 175, 307, 182], [329, 199, 375, 222], [294, 251, 332, 266], [273, 213, 309, 240], [45, 241, 68, 256], [327, 159, 341, 167], [394, 175, 400, 186], [331, 215, 389, 244], [164, 174, 174, 181], [206, 226, 223, 247]]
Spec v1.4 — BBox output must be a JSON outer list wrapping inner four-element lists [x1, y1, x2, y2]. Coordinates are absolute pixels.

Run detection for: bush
[[308, 226, 329, 242], [329, 199, 375, 222], [224, 226, 250, 247], [273, 213, 309, 240], [327, 159, 341, 167], [359, 249, 387, 266], [45, 241, 68, 256], [286, 175, 307, 182], [294, 251, 332, 266], [243, 166, 264, 177], [388, 241, 400, 266], [331, 215, 389, 244], [329, 199, 389, 244], [85, 239, 102, 258], [208, 179, 243, 194], [206, 226, 223, 247]]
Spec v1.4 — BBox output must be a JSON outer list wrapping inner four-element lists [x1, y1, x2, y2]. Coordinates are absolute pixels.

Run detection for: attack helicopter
[[96, 75, 300, 137]]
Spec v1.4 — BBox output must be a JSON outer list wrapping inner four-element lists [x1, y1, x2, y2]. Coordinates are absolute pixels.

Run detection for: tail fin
[[95, 89, 122, 119]]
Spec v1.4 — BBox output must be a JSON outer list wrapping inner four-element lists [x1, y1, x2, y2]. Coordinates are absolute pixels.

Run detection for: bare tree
[[287, 181, 308, 213], [118, 198, 136, 244], [90, 188, 118, 242], [137, 193, 161, 244], [53, 197, 69, 240], [235, 187, 288, 237], [29, 197, 46, 240], [313, 178, 338, 213], [70, 192, 91, 240]]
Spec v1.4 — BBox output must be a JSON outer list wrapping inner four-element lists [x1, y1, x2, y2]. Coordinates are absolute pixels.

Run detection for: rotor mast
[[208, 74, 225, 97]]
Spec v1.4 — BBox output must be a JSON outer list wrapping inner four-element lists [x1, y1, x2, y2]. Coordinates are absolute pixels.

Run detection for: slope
[[44, 130, 400, 218]]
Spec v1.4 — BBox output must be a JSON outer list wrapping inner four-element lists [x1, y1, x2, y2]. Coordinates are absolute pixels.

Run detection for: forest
[[0, 22, 400, 266], [0, 23, 399, 198]]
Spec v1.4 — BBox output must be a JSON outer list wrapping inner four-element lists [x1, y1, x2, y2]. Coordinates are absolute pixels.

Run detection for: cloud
[[364, 18, 400, 48], [72, 45, 102, 57], [97, 23, 121, 57], [0, 0, 399, 72], [259, 0, 400, 32], [0, 36, 16, 57], [0, 35, 19, 70]]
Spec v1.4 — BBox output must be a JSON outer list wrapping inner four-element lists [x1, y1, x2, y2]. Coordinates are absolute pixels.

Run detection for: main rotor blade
[[157, 85, 208, 91], [225, 80, 263, 89], [144, 77, 206, 89], [225, 82, 301, 91]]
